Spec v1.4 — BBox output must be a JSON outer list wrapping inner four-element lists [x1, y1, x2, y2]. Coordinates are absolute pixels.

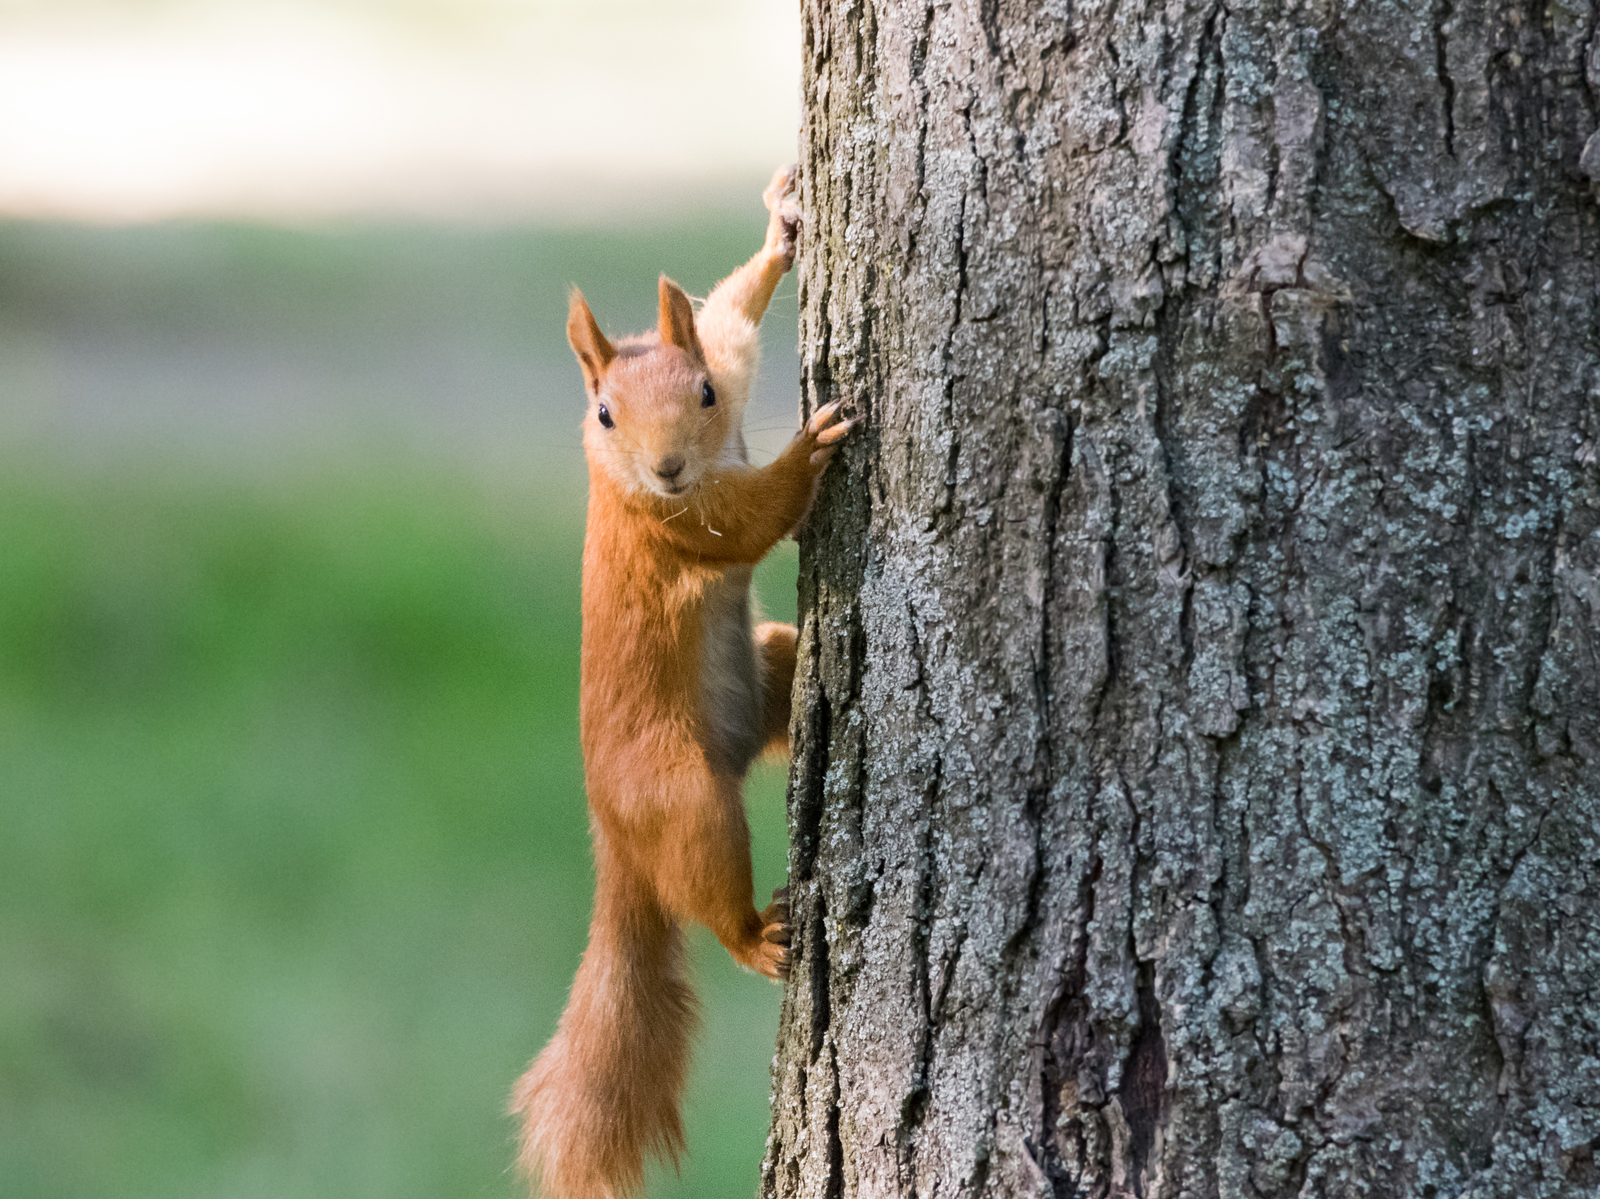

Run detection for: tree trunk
[[764, 0, 1600, 1196]]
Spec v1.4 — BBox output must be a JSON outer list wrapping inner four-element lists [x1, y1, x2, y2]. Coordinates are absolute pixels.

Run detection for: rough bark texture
[[763, 0, 1600, 1196]]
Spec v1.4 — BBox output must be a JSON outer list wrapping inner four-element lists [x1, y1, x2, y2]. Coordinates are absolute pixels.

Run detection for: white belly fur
[[699, 565, 764, 776]]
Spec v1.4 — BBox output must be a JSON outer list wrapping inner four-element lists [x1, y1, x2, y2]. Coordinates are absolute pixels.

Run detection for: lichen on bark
[[765, 1, 1600, 1197]]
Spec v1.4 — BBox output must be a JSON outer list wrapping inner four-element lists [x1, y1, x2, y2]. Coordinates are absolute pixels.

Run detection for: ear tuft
[[657, 276, 705, 363], [567, 289, 616, 394]]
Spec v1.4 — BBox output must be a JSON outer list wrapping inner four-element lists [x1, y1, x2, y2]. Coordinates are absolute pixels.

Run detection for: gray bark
[[764, 0, 1600, 1196]]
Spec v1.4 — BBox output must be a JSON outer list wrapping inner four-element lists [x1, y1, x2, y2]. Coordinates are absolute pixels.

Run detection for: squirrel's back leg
[[645, 766, 789, 980], [754, 620, 798, 758]]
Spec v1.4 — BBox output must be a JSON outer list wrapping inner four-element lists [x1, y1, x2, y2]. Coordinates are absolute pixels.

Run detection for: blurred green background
[[0, 213, 805, 1198]]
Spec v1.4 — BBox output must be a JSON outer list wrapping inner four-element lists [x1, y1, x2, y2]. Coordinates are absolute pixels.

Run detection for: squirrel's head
[[567, 278, 741, 501]]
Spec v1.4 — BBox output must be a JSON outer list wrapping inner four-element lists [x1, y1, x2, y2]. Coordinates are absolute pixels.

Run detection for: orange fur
[[511, 166, 855, 1199]]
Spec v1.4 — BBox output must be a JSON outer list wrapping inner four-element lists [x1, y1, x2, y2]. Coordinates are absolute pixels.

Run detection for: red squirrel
[[511, 166, 855, 1199]]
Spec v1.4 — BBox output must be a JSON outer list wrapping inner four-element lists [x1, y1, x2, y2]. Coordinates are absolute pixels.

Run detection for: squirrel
[[510, 165, 856, 1199]]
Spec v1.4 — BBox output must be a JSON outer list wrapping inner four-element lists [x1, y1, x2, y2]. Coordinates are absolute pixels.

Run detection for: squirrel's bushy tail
[[512, 864, 696, 1199]]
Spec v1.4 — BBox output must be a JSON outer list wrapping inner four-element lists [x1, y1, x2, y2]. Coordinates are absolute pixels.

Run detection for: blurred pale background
[[0, 3, 805, 1197]]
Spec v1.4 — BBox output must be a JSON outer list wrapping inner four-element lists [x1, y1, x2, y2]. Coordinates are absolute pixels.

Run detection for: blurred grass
[[0, 213, 803, 1199]]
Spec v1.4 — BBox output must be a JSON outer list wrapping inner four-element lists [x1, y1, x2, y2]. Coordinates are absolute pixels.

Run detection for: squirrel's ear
[[657, 275, 705, 364], [566, 289, 616, 394]]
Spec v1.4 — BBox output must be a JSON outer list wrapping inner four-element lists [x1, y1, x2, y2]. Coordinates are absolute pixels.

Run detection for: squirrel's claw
[[753, 891, 792, 978], [814, 417, 858, 448], [799, 402, 858, 470], [805, 400, 844, 436]]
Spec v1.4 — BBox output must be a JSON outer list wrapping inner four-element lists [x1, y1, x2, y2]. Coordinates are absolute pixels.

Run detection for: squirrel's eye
[[701, 381, 716, 408], [597, 404, 615, 429]]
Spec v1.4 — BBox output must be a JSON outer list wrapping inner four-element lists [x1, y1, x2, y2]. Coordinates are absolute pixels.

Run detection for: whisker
[[687, 485, 722, 535]]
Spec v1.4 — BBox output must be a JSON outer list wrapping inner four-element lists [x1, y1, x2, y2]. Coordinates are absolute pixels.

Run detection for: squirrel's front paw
[[798, 400, 859, 469], [763, 164, 801, 268]]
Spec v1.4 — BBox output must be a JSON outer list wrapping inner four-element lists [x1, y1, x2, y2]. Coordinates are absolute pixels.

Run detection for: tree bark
[[764, 0, 1600, 1196]]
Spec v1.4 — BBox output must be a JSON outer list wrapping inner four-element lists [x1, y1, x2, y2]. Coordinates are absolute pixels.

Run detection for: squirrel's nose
[[655, 454, 686, 480]]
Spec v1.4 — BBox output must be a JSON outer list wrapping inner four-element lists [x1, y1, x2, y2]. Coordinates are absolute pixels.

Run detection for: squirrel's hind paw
[[751, 889, 792, 980]]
